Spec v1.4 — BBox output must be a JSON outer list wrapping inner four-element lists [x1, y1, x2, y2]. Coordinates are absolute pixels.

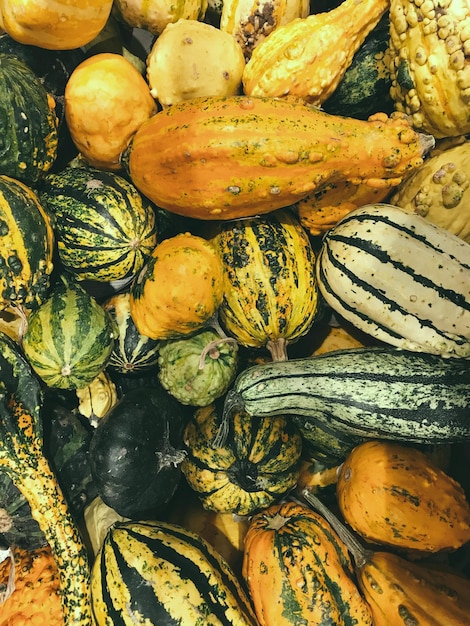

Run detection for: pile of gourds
[[0, 0, 470, 624]]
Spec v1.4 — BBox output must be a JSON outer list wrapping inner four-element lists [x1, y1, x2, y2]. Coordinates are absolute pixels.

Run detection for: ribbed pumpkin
[[213, 209, 318, 361], [38, 166, 158, 283], [0, 545, 64, 625], [242, 500, 373, 626], [0, 54, 58, 183], [157, 327, 239, 406], [21, 274, 117, 390], [0, 0, 114, 50], [181, 402, 302, 515], [129, 232, 224, 340], [65, 52, 158, 170], [336, 440, 470, 552], [91, 519, 258, 625], [102, 291, 160, 374], [0, 175, 55, 312]]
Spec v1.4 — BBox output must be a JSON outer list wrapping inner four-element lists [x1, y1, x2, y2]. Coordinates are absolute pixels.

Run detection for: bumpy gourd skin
[[127, 95, 430, 220], [0, 333, 92, 625], [389, 0, 470, 137], [391, 139, 470, 242], [242, 0, 389, 104]]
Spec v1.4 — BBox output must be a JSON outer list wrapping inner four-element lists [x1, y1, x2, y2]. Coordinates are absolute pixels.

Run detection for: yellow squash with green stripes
[[213, 209, 318, 361]]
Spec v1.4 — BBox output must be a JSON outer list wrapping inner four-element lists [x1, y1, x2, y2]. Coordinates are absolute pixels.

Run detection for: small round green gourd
[[158, 328, 239, 406]]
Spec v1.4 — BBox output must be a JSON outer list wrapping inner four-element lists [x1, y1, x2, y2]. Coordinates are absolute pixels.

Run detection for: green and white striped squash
[[91, 519, 258, 625], [182, 402, 302, 515], [0, 54, 58, 183], [0, 175, 55, 311], [102, 291, 160, 374], [38, 166, 158, 283], [213, 208, 319, 361], [22, 274, 117, 389], [316, 203, 470, 358], [223, 346, 470, 445]]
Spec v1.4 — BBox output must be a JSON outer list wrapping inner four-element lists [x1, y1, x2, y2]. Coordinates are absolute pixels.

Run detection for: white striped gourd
[[316, 203, 470, 358]]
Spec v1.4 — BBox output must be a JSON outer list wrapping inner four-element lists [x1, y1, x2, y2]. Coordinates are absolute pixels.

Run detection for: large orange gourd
[[125, 95, 432, 221]]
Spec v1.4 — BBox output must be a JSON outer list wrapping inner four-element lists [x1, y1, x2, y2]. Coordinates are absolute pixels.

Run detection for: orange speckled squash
[[125, 95, 431, 221], [129, 233, 224, 340], [337, 440, 470, 552], [0, 0, 114, 50], [0, 545, 64, 625], [242, 500, 373, 626], [65, 53, 157, 171]]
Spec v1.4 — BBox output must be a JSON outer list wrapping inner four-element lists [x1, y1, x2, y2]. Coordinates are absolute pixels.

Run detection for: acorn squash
[[181, 402, 302, 515], [89, 385, 188, 518]]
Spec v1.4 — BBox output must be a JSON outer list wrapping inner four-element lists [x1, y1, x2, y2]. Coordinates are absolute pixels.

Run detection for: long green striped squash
[[91, 519, 258, 625], [22, 274, 117, 389], [316, 203, 470, 358], [220, 346, 470, 445], [38, 166, 157, 283]]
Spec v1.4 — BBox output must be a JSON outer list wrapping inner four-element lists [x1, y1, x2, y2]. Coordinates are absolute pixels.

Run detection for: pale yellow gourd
[[147, 19, 245, 107], [113, 0, 208, 35]]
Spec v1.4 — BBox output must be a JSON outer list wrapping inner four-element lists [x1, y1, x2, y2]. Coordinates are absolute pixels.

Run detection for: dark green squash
[[0, 33, 85, 170], [0, 174, 55, 311], [89, 385, 188, 519], [322, 14, 394, 120], [0, 471, 47, 550], [0, 54, 58, 183]]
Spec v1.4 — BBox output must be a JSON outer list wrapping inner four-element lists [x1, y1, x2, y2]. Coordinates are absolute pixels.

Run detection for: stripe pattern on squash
[[316, 203, 470, 357], [91, 519, 258, 625]]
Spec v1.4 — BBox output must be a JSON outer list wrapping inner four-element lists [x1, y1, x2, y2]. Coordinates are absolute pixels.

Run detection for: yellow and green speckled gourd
[[213, 209, 318, 361], [388, 0, 470, 138]]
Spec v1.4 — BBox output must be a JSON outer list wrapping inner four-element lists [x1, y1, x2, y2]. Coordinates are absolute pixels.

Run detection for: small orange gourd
[[129, 233, 224, 340], [65, 53, 157, 171], [336, 439, 470, 552], [126, 95, 431, 220], [0, 545, 64, 625], [0, 0, 114, 50]]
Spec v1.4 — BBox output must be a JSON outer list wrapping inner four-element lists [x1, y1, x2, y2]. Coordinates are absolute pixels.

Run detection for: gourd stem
[[302, 487, 373, 569], [204, 312, 228, 339], [266, 338, 289, 362], [198, 336, 238, 370]]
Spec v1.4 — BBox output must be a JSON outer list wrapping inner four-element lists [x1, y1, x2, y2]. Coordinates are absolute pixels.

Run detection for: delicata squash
[[125, 95, 432, 220]]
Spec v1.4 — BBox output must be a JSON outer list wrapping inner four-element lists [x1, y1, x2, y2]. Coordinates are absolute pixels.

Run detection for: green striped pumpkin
[[38, 166, 158, 282], [22, 274, 117, 389], [181, 403, 302, 515], [91, 519, 258, 625], [0, 175, 55, 311], [213, 208, 319, 361], [0, 54, 58, 183], [102, 291, 160, 374], [316, 203, 470, 358]]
